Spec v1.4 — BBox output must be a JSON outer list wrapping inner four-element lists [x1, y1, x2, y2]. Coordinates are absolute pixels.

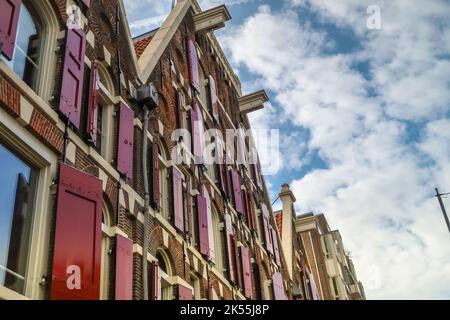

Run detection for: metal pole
[[435, 188, 450, 234]]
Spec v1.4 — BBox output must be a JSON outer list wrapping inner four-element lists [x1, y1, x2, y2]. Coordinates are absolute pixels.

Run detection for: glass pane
[[0, 142, 37, 294]]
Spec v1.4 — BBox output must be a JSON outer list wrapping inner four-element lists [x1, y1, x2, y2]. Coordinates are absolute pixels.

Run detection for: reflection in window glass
[[1, 3, 41, 91], [0, 142, 37, 294]]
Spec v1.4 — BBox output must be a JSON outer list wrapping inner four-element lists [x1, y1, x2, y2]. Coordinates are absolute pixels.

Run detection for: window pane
[[0, 142, 37, 294]]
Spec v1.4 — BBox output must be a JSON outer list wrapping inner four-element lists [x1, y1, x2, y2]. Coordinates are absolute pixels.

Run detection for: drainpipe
[[142, 105, 150, 300]]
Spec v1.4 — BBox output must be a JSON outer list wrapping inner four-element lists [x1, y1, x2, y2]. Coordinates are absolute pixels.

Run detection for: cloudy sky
[[123, 0, 450, 299]]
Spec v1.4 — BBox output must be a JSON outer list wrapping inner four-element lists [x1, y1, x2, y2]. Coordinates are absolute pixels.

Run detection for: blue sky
[[124, 0, 450, 299]]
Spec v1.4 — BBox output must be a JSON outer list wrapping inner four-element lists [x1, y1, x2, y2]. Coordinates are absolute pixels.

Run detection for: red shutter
[[152, 142, 160, 210], [115, 235, 133, 300], [271, 228, 281, 266], [197, 194, 209, 257], [116, 102, 134, 180], [51, 164, 102, 300], [87, 62, 100, 145], [151, 261, 160, 300], [190, 101, 204, 164], [202, 185, 215, 263], [186, 38, 200, 93], [231, 170, 243, 214], [172, 166, 184, 232], [209, 75, 219, 123], [59, 28, 87, 129], [0, 0, 21, 60], [240, 246, 253, 299], [261, 203, 273, 255], [178, 284, 193, 300], [225, 214, 237, 284], [272, 272, 288, 300]]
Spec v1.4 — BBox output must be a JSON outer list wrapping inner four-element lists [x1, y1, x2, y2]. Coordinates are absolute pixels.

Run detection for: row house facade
[[0, 0, 291, 300], [295, 212, 366, 300]]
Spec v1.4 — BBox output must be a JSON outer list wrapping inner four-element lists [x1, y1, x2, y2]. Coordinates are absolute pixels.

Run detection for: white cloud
[[219, 1, 450, 299]]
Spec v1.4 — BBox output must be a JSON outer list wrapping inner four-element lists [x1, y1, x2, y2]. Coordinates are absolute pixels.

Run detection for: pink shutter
[[152, 143, 160, 210], [272, 272, 288, 300], [190, 101, 204, 164], [151, 261, 160, 300], [115, 235, 133, 300], [272, 227, 281, 266], [81, 0, 90, 7], [116, 102, 134, 180], [51, 164, 102, 300], [261, 203, 273, 255], [59, 28, 87, 129], [186, 38, 200, 93], [87, 62, 100, 145], [209, 75, 219, 122], [197, 194, 209, 257], [209, 287, 219, 300], [178, 284, 193, 300], [172, 167, 184, 232], [231, 170, 244, 214], [0, 0, 21, 60], [202, 185, 215, 263], [225, 214, 237, 284], [240, 246, 253, 299]]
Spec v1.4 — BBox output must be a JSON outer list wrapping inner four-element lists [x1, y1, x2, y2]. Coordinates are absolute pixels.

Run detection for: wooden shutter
[[177, 284, 193, 300], [51, 164, 102, 300], [190, 101, 204, 164], [231, 170, 244, 214], [186, 38, 200, 93], [272, 227, 281, 266], [209, 75, 219, 122], [240, 246, 253, 299], [172, 166, 184, 232], [116, 102, 134, 180], [151, 261, 160, 300], [261, 203, 273, 255], [225, 213, 237, 284], [151, 142, 160, 210], [59, 28, 87, 129], [272, 272, 288, 300], [115, 235, 133, 300], [87, 62, 100, 145], [197, 194, 209, 257], [0, 0, 21, 60]]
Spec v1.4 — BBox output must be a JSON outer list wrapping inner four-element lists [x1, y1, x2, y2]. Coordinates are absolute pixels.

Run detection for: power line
[[435, 188, 450, 235]]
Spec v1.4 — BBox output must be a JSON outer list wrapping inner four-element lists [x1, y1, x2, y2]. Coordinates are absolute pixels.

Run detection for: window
[[332, 277, 339, 299], [0, 142, 38, 295], [97, 64, 116, 163], [157, 142, 170, 222], [190, 272, 201, 300], [211, 206, 224, 274], [2, 2, 41, 91], [156, 251, 173, 300], [100, 202, 112, 300]]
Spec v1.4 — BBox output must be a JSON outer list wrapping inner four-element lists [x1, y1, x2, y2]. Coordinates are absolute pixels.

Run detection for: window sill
[[0, 285, 29, 300]]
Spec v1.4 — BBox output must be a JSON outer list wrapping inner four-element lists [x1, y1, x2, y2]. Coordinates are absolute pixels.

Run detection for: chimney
[[279, 183, 296, 280]]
